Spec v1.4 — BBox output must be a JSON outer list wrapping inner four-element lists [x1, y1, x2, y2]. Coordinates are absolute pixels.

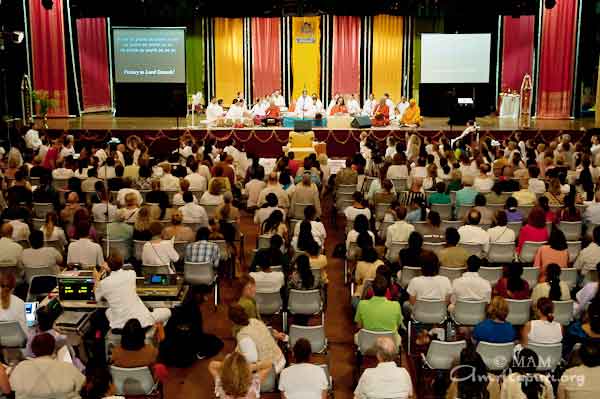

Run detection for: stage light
[[41, 0, 54, 10], [545, 0, 556, 9]]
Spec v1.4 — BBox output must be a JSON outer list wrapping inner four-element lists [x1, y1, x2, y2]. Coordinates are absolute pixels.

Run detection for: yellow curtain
[[214, 18, 244, 106], [291, 16, 321, 101], [372, 15, 404, 102]]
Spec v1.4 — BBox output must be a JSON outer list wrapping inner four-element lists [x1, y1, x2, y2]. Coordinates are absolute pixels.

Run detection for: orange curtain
[[251, 18, 281, 98], [214, 18, 244, 105], [372, 15, 403, 102]]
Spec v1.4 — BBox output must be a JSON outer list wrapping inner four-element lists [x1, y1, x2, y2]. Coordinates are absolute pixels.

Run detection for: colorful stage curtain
[[291, 16, 321, 100], [76, 18, 111, 112], [372, 15, 403, 102], [501, 16, 535, 92], [29, 0, 69, 116], [332, 16, 360, 95], [251, 18, 281, 98], [186, 17, 205, 96], [597, 56, 600, 125], [411, 17, 444, 102], [214, 18, 244, 105], [537, 0, 579, 119]]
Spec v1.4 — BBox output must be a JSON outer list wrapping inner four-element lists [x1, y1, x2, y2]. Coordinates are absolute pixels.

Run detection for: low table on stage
[[326, 115, 354, 129], [282, 116, 327, 128], [499, 93, 520, 119]]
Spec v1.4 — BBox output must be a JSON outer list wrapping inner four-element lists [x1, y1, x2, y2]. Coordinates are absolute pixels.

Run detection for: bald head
[[67, 192, 79, 204], [1, 223, 13, 238], [375, 337, 397, 362]]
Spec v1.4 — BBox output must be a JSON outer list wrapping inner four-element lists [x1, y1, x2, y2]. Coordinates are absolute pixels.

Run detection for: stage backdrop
[[186, 17, 205, 97], [251, 18, 282, 98], [537, 0, 578, 118], [29, 0, 69, 116], [372, 15, 404, 102], [332, 16, 361, 95], [214, 18, 244, 105], [411, 17, 444, 102], [291, 16, 321, 100], [76, 18, 111, 112], [501, 16, 535, 92]]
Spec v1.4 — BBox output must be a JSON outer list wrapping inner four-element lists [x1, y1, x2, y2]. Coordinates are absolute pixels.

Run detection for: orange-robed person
[[265, 101, 281, 118], [371, 98, 390, 127], [329, 97, 348, 115]]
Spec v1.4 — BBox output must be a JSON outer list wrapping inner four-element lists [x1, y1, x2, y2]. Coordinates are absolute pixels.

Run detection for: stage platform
[[44, 113, 598, 158]]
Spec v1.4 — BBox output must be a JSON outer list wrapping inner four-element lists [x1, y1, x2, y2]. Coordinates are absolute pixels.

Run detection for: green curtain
[[411, 17, 444, 102], [186, 17, 205, 97]]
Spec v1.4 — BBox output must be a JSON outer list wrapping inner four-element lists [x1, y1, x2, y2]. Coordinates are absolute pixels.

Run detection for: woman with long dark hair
[[260, 210, 287, 241], [494, 264, 530, 300], [293, 220, 319, 252], [531, 263, 570, 305], [555, 190, 581, 223], [446, 345, 498, 399], [521, 297, 563, 346], [288, 254, 318, 290], [534, 228, 569, 281]]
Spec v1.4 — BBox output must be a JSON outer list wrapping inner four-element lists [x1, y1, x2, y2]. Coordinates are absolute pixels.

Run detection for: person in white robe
[[295, 90, 315, 118], [24, 125, 42, 151], [251, 97, 267, 117], [384, 93, 395, 115], [347, 94, 361, 115], [206, 97, 225, 123], [225, 100, 244, 120], [271, 90, 286, 108], [362, 94, 377, 117], [311, 94, 324, 115], [396, 97, 410, 120]]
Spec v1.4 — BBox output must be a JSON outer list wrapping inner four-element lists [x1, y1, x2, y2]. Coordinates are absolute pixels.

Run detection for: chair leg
[[213, 282, 218, 311], [407, 320, 412, 355]]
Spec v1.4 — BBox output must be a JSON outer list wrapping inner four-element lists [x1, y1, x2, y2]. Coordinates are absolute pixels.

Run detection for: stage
[[43, 113, 599, 158]]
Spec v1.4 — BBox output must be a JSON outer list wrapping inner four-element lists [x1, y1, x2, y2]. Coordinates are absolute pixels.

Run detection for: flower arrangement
[[32, 90, 58, 127]]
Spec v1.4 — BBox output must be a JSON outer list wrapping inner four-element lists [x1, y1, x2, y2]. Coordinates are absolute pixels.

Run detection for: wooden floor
[[163, 194, 380, 399], [46, 112, 598, 132]]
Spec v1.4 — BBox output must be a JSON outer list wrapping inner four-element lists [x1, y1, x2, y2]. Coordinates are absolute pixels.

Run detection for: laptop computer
[[25, 302, 38, 327]]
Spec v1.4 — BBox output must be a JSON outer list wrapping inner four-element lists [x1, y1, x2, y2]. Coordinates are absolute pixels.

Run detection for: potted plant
[[32, 90, 58, 128]]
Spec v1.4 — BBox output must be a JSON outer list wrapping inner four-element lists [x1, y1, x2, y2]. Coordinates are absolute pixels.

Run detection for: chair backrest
[[520, 241, 546, 263], [379, 220, 394, 240], [522, 267, 540, 288], [43, 239, 63, 254], [391, 178, 408, 192], [203, 204, 218, 218], [458, 243, 484, 258], [184, 261, 215, 285], [425, 340, 467, 370], [507, 222, 523, 237], [559, 221, 582, 241], [337, 184, 356, 195], [477, 341, 515, 372], [141, 264, 171, 275], [412, 221, 429, 236], [133, 240, 148, 261], [0, 321, 27, 348], [561, 268, 578, 289], [294, 203, 312, 219], [453, 300, 487, 326], [32, 218, 45, 231], [478, 267, 503, 286], [52, 178, 69, 191], [288, 324, 327, 353], [527, 343, 563, 372], [24, 266, 57, 283], [356, 329, 395, 355], [27, 275, 58, 302], [288, 289, 322, 315], [255, 291, 283, 315], [110, 366, 156, 396], [93, 221, 109, 241], [441, 220, 463, 231], [375, 203, 391, 221], [488, 242, 516, 263], [506, 299, 532, 325], [552, 300, 574, 326], [422, 241, 445, 255], [413, 299, 448, 324], [33, 202, 54, 219], [387, 241, 408, 263], [456, 204, 473, 221], [518, 205, 534, 219], [257, 235, 271, 250], [566, 241, 581, 263], [211, 240, 230, 261], [102, 239, 131, 260], [584, 269, 598, 285], [439, 267, 465, 282], [431, 203, 452, 221], [399, 266, 421, 288], [173, 241, 190, 260]]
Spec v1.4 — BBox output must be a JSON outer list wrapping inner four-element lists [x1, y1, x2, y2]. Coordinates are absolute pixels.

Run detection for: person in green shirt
[[355, 275, 404, 346], [428, 181, 451, 206]]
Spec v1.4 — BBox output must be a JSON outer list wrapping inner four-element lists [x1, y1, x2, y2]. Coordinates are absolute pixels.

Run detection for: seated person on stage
[[263, 100, 282, 125], [371, 98, 390, 127], [94, 253, 171, 330], [295, 90, 315, 118], [400, 98, 422, 127], [225, 99, 244, 121], [205, 97, 225, 124], [329, 97, 348, 116]]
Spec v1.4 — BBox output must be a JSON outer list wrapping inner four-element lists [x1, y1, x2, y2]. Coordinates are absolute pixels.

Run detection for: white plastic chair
[[559, 221, 582, 241], [527, 342, 563, 372], [386, 241, 408, 263], [459, 243, 484, 258], [110, 366, 158, 396], [431, 203, 453, 221], [506, 299, 532, 325], [522, 267, 540, 288], [552, 300, 574, 326], [567, 241, 581, 263], [356, 329, 395, 355], [488, 242, 516, 263], [561, 268, 578, 289], [507, 222, 523, 237], [519, 241, 546, 263], [33, 202, 54, 219], [287, 289, 323, 330], [478, 267, 503, 286], [422, 241, 445, 255], [133, 240, 148, 261], [439, 267, 465, 282], [391, 178, 408, 192], [102, 239, 131, 260], [255, 292, 283, 317], [257, 234, 271, 250], [477, 341, 515, 372], [453, 300, 487, 326], [423, 340, 467, 370], [0, 321, 27, 348], [184, 261, 218, 306], [441, 220, 463, 231], [399, 266, 421, 288], [413, 299, 448, 324], [288, 324, 327, 354], [375, 203, 391, 222]]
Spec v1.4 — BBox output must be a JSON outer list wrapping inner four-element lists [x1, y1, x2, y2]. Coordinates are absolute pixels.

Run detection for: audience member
[[473, 296, 515, 343]]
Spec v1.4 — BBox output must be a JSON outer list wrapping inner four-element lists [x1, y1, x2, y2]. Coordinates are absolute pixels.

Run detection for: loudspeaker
[[294, 120, 313, 132], [351, 116, 372, 129]]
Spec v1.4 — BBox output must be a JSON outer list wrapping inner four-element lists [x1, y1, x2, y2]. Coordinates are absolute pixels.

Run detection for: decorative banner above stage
[[214, 18, 244, 106], [29, 0, 69, 116], [251, 18, 282, 98], [501, 16, 534, 93], [76, 18, 111, 112], [536, 0, 578, 119], [372, 15, 404, 102], [291, 16, 321, 100], [186, 18, 205, 97], [332, 16, 361, 96]]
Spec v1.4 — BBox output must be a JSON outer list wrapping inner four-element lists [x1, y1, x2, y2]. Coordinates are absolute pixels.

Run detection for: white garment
[[160, 173, 180, 191], [385, 221, 415, 248], [528, 319, 563, 344], [487, 226, 516, 244], [172, 193, 198, 207], [272, 94, 285, 107], [348, 99, 361, 115], [52, 168, 74, 180], [249, 270, 285, 293], [9, 220, 30, 242], [473, 176, 494, 192], [407, 275, 453, 301], [397, 101, 409, 119], [362, 99, 377, 116], [225, 104, 244, 120], [92, 203, 118, 222], [9, 356, 85, 399], [60, 146, 75, 159], [387, 165, 409, 179], [95, 269, 171, 329], [24, 128, 42, 150], [344, 206, 371, 223], [206, 103, 224, 122], [254, 206, 286, 225], [385, 98, 395, 113], [22, 247, 62, 271], [142, 241, 179, 267], [238, 336, 286, 373], [346, 229, 375, 253], [179, 203, 209, 226], [199, 192, 224, 206], [116, 188, 143, 207], [528, 178, 546, 194], [185, 173, 208, 192], [355, 362, 413, 399], [40, 226, 67, 248], [292, 220, 327, 245], [66, 238, 104, 267], [278, 363, 329, 399], [451, 272, 492, 303], [0, 237, 23, 266], [245, 179, 267, 208], [0, 294, 26, 333], [574, 242, 600, 271], [458, 225, 490, 253], [97, 165, 116, 179], [295, 95, 315, 116]]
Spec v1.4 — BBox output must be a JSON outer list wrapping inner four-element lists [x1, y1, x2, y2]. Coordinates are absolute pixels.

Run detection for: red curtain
[[29, 0, 69, 116], [332, 16, 361, 95], [537, 0, 579, 118], [251, 18, 281, 99], [501, 16, 534, 92], [76, 18, 111, 111]]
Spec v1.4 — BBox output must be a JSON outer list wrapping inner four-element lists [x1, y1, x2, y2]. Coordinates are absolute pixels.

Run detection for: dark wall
[[114, 83, 187, 117]]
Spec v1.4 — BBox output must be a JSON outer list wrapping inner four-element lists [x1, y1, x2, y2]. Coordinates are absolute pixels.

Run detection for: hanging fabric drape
[[29, 0, 69, 116], [501, 16, 535, 92], [76, 18, 111, 112], [186, 17, 205, 97], [331, 16, 361, 96], [372, 15, 403, 102], [596, 55, 600, 125], [251, 18, 282, 98], [214, 18, 244, 106], [536, 0, 579, 119], [291, 16, 321, 101], [411, 17, 444, 102]]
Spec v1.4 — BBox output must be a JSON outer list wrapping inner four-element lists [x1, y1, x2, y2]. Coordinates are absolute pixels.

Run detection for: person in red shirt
[[493, 263, 530, 300], [287, 152, 300, 176], [42, 138, 62, 170], [371, 98, 390, 127]]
